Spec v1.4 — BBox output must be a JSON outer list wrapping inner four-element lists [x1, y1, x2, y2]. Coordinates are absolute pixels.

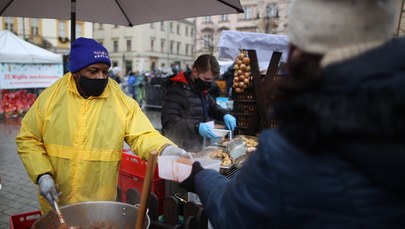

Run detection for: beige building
[[93, 20, 196, 74], [0, 17, 92, 54], [195, 0, 291, 57]]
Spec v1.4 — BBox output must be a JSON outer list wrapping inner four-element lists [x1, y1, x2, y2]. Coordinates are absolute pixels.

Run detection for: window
[[125, 60, 133, 73], [31, 19, 39, 36], [220, 14, 228, 21], [98, 23, 103, 30], [243, 7, 253, 19], [161, 39, 165, 52], [185, 27, 188, 36], [97, 40, 104, 46], [177, 24, 180, 35], [75, 23, 82, 38], [126, 39, 132, 51], [113, 40, 118, 52], [267, 3, 279, 18], [203, 34, 212, 48], [160, 22, 165, 31], [169, 22, 173, 33], [170, 41, 174, 54], [150, 23, 155, 29], [185, 44, 189, 56], [4, 17, 14, 32], [204, 16, 211, 22], [177, 42, 181, 54], [114, 25, 119, 28], [191, 28, 194, 37], [58, 21, 67, 38], [151, 39, 155, 51]]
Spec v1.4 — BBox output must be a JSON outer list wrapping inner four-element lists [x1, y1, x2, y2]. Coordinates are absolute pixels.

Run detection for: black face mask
[[78, 75, 108, 97], [195, 78, 212, 91]]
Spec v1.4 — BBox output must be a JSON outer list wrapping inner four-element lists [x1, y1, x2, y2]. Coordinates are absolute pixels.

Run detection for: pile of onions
[[232, 51, 251, 94]]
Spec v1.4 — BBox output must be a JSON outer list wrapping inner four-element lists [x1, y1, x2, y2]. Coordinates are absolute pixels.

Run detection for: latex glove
[[161, 145, 188, 157], [179, 161, 204, 193], [198, 122, 220, 139], [224, 114, 236, 131], [38, 174, 58, 207]]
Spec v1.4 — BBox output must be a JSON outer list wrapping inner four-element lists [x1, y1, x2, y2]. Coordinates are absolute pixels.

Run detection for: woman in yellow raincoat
[[15, 38, 187, 213]]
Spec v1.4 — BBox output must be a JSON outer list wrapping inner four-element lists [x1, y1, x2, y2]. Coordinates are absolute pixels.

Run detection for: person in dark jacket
[[161, 54, 236, 152], [178, 0, 405, 228]]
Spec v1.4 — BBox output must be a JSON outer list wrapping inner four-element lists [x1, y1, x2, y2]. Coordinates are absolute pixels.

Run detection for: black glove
[[179, 161, 204, 193]]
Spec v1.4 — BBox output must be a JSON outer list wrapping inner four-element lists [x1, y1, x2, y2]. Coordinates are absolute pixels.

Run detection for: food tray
[[216, 135, 259, 147], [195, 146, 234, 172]]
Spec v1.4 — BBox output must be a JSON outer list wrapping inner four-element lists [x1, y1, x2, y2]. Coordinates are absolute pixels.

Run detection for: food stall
[[0, 30, 63, 119], [218, 30, 289, 136]]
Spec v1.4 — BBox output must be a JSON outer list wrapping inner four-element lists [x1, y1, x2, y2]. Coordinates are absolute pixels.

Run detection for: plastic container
[[158, 156, 221, 182], [10, 210, 41, 229], [212, 129, 231, 138]]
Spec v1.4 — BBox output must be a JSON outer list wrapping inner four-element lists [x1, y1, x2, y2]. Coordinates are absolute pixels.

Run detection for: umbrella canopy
[[0, 0, 244, 42]]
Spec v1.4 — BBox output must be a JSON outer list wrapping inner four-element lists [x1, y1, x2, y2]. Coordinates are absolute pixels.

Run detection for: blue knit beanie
[[69, 37, 111, 73]]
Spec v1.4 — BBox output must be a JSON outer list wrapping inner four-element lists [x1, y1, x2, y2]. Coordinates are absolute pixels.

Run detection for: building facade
[[397, 0, 405, 36], [0, 17, 93, 54], [195, 0, 291, 57], [93, 20, 196, 74]]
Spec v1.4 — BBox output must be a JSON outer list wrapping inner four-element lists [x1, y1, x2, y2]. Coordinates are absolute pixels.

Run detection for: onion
[[238, 53, 246, 60], [243, 57, 250, 65]]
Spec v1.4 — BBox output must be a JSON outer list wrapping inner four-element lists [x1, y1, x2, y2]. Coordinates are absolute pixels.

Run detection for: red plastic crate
[[119, 171, 165, 202], [10, 210, 41, 229], [120, 151, 160, 180], [119, 171, 166, 214]]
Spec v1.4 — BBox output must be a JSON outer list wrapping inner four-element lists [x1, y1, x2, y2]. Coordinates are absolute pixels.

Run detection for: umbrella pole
[[70, 0, 76, 43]]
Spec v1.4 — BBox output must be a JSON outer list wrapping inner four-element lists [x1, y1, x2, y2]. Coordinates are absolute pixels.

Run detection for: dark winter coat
[[193, 37, 405, 229], [161, 71, 230, 152]]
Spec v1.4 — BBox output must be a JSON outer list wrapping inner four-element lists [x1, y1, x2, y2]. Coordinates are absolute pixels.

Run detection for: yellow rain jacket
[[16, 73, 174, 213]]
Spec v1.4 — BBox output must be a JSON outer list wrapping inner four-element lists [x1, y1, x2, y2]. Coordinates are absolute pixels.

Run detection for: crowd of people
[[14, 0, 405, 228]]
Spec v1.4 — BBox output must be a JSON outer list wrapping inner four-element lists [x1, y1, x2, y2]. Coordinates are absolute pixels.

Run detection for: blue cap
[[69, 37, 111, 73]]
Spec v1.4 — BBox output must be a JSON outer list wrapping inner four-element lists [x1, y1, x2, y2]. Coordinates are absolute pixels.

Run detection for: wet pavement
[[0, 109, 162, 228]]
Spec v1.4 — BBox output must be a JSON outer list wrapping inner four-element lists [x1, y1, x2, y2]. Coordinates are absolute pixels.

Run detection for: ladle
[[54, 201, 80, 229]]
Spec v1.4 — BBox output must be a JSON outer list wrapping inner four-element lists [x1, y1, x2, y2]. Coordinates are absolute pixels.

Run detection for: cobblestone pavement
[[0, 109, 162, 228]]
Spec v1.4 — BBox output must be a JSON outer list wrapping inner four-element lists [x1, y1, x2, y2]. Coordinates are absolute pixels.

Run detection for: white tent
[[0, 30, 62, 64], [0, 30, 63, 90], [218, 30, 289, 72]]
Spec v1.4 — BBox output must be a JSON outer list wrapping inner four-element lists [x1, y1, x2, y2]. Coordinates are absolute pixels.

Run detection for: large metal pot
[[32, 201, 150, 229]]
